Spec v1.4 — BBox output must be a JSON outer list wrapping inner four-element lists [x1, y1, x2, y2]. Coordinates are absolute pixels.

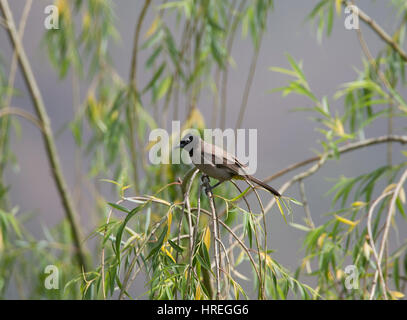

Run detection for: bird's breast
[[193, 163, 234, 181]]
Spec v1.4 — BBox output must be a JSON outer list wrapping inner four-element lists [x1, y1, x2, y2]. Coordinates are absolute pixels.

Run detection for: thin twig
[[129, 190, 261, 296], [235, 30, 264, 129], [220, 0, 246, 129], [344, 0, 407, 62], [183, 169, 199, 299], [127, 0, 152, 193], [232, 135, 407, 216], [0, 107, 44, 132], [218, 219, 261, 288], [202, 175, 221, 299], [265, 135, 407, 185], [0, 0, 32, 210], [367, 191, 393, 300], [244, 179, 267, 299], [371, 169, 407, 299], [0, 0, 87, 271], [298, 179, 314, 229], [101, 199, 124, 299], [119, 214, 169, 299]]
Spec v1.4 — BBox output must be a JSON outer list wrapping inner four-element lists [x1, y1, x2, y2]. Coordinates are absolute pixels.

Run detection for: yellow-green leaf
[[165, 210, 172, 242], [145, 16, 160, 38], [195, 284, 202, 300], [352, 201, 366, 207], [390, 291, 404, 299], [383, 183, 397, 194], [335, 214, 359, 230], [276, 197, 287, 224], [335, 0, 342, 16], [203, 226, 211, 250], [161, 245, 176, 263]]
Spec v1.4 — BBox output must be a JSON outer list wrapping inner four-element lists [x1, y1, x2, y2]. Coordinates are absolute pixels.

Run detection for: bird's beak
[[175, 140, 186, 149], [176, 140, 187, 149]]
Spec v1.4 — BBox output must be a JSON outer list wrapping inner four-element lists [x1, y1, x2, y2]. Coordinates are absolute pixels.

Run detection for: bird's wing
[[202, 141, 248, 175]]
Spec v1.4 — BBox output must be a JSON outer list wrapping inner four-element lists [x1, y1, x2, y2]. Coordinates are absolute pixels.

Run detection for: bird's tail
[[247, 175, 281, 197]]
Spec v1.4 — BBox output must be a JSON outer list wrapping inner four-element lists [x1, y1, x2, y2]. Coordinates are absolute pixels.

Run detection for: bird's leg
[[200, 175, 223, 192], [200, 174, 211, 193], [209, 181, 223, 191]]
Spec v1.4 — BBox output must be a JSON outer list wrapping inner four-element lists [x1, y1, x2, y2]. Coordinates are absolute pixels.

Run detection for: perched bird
[[178, 133, 281, 197]]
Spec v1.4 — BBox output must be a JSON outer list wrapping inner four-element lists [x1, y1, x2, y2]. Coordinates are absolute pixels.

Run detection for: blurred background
[[1, 0, 406, 299]]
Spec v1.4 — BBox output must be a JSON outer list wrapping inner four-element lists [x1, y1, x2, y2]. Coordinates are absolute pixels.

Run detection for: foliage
[[0, 0, 406, 300]]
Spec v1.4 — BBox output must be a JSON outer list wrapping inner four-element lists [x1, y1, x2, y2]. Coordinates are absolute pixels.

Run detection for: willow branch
[[129, 0, 152, 86], [127, 0, 152, 193], [101, 199, 124, 299], [0, 107, 44, 132], [183, 169, 199, 299], [344, 0, 407, 62], [128, 190, 261, 297], [354, 18, 396, 175], [235, 30, 264, 129], [267, 135, 407, 184], [219, 135, 407, 220], [119, 214, 169, 300], [367, 191, 393, 300], [220, 0, 246, 129], [0, 0, 87, 271], [0, 0, 32, 209], [202, 175, 221, 300], [298, 179, 315, 229], [372, 169, 407, 299], [244, 179, 266, 299]]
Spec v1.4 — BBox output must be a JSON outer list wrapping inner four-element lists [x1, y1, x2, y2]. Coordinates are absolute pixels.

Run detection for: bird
[[177, 133, 281, 197]]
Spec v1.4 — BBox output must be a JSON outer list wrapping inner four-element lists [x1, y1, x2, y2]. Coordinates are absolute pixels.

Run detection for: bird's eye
[[189, 136, 193, 142]]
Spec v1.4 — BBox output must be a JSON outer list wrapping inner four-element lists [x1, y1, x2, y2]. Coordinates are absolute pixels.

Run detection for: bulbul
[[178, 133, 281, 197]]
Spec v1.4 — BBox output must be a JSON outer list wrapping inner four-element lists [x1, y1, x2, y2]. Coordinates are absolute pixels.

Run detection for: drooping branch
[[344, 0, 407, 62], [262, 135, 407, 214], [0, 0, 32, 210], [220, 0, 246, 129], [235, 29, 264, 129], [129, 0, 152, 86], [126, 0, 152, 193], [265, 135, 407, 185], [370, 169, 407, 299], [298, 179, 314, 229], [367, 190, 393, 300], [0, 107, 44, 132], [220, 135, 407, 217], [0, 0, 88, 271], [201, 174, 221, 300]]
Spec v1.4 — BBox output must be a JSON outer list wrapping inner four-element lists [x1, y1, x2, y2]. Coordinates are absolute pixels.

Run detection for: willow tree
[[0, 0, 406, 300]]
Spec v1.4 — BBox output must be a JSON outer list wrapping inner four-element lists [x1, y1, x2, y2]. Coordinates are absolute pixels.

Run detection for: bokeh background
[[1, 0, 406, 298]]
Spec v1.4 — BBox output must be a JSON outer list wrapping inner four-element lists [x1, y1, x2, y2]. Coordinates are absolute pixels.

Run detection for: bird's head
[[178, 133, 199, 151]]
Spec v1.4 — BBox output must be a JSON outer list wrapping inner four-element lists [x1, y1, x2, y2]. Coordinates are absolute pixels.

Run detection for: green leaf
[[396, 198, 407, 220], [285, 53, 307, 86], [115, 206, 143, 259], [228, 186, 251, 202], [286, 197, 303, 206], [168, 239, 184, 253], [146, 45, 163, 68], [145, 226, 168, 261], [107, 202, 130, 214], [142, 62, 166, 94], [154, 75, 172, 101]]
